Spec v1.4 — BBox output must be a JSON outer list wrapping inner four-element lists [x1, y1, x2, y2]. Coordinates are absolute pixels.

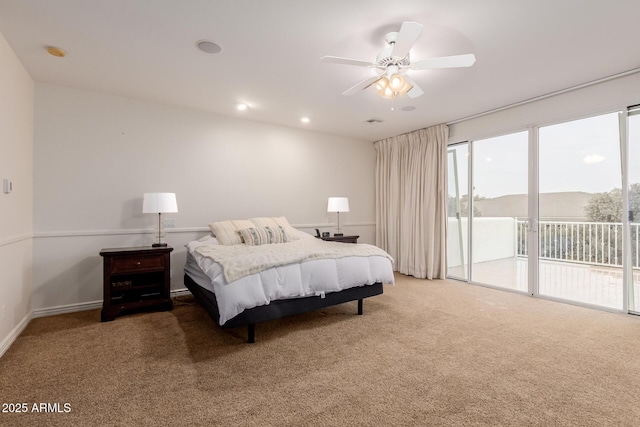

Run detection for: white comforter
[[186, 235, 395, 325]]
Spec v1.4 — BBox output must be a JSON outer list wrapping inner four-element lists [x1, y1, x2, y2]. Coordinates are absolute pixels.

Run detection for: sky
[[448, 111, 639, 199]]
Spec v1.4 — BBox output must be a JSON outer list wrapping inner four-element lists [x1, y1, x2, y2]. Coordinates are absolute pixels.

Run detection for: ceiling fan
[[321, 21, 475, 100]]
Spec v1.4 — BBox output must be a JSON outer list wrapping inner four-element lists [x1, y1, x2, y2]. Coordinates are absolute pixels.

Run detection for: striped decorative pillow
[[238, 226, 286, 245], [208, 219, 254, 245], [249, 217, 299, 242]]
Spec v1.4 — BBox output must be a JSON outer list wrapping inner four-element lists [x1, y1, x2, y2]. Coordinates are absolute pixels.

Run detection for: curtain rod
[[446, 67, 640, 126]]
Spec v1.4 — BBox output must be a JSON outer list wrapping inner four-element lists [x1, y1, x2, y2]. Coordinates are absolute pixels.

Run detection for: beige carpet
[[2, 273, 640, 426]]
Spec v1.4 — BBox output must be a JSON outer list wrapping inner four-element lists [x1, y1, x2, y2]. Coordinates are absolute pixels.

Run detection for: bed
[[183, 217, 394, 343]]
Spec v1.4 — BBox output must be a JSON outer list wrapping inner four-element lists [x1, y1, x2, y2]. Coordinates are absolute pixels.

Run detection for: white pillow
[[185, 235, 218, 253], [198, 235, 219, 244], [208, 219, 254, 245], [293, 229, 315, 239]]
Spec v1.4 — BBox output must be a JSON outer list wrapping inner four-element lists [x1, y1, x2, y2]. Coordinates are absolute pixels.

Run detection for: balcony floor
[[448, 257, 640, 311]]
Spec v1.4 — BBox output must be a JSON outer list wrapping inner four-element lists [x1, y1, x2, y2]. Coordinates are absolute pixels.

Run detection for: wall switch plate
[[162, 218, 176, 228], [3, 179, 12, 194]]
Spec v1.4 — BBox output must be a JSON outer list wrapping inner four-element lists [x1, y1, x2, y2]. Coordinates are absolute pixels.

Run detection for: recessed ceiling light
[[235, 103, 248, 111], [46, 46, 66, 58], [300, 117, 310, 123], [196, 40, 223, 55]]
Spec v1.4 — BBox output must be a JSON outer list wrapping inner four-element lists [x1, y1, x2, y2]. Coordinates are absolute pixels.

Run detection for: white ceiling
[[1, 0, 639, 142]]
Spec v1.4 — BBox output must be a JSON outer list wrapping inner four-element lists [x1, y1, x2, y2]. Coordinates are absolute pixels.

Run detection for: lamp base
[[334, 233, 344, 237], [152, 243, 168, 247]]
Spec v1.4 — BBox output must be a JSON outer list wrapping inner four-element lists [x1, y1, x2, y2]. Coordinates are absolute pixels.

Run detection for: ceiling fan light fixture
[[375, 76, 389, 93], [375, 77, 388, 90], [396, 78, 413, 97], [374, 73, 412, 99], [389, 74, 404, 90]]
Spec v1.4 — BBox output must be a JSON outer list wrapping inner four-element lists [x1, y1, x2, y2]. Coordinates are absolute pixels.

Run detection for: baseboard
[[171, 288, 192, 297], [2, 289, 194, 358], [0, 312, 33, 359], [32, 289, 192, 319], [32, 300, 103, 318]]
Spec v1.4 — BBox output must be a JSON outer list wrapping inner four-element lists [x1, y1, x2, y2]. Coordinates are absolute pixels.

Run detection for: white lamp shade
[[143, 193, 178, 213], [327, 197, 349, 213]]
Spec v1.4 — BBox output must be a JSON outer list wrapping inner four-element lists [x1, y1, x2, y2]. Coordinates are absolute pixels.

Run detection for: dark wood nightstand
[[320, 235, 359, 244], [100, 246, 173, 321]]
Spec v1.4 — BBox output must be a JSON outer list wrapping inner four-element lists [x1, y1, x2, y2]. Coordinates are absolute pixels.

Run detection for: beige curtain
[[374, 124, 448, 279]]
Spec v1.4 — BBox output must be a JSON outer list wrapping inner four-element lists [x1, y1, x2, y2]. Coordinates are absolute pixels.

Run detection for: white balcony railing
[[516, 220, 640, 268]]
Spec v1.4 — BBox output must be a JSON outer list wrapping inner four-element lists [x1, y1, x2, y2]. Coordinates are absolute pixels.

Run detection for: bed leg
[[247, 323, 255, 343], [358, 299, 363, 315]]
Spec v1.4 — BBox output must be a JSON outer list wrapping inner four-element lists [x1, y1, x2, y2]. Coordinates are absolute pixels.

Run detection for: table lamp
[[143, 193, 178, 247], [327, 197, 349, 236]]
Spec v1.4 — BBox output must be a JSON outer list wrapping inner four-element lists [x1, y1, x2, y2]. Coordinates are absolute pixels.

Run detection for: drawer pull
[[137, 261, 141, 266]]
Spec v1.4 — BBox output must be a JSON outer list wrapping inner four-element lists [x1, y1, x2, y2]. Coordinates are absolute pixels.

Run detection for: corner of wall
[[0, 30, 35, 357]]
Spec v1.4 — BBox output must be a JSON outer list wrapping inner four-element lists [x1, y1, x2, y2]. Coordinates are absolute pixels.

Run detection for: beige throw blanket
[[195, 238, 393, 283]]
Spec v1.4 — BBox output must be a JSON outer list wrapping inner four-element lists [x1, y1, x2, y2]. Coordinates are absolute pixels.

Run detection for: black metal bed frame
[[183, 274, 383, 343]]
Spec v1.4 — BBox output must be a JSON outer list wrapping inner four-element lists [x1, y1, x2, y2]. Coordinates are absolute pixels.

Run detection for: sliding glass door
[[471, 132, 529, 291], [447, 143, 469, 280], [447, 108, 640, 314], [628, 106, 640, 313], [538, 113, 623, 309]]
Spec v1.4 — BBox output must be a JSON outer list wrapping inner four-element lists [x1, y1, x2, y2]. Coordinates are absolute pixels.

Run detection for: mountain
[[473, 192, 592, 221]]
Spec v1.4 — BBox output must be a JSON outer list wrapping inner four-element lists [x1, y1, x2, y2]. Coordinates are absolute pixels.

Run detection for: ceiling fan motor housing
[[377, 31, 411, 68], [384, 31, 398, 45], [376, 47, 411, 68]]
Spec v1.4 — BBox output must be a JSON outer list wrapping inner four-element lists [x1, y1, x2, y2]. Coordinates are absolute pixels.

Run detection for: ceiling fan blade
[[402, 75, 424, 99], [390, 21, 423, 58], [321, 55, 374, 67], [411, 53, 476, 70], [342, 75, 381, 96], [407, 86, 424, 99]]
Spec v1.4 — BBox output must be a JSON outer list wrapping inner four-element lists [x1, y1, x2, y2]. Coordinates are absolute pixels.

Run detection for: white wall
[[33, 83, 376, 311], [447, 217, 517, 267], [0, 32, 34, 355]]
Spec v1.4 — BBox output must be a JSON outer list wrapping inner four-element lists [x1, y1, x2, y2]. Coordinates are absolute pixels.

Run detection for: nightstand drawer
[[111, 256, 164, 274]]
